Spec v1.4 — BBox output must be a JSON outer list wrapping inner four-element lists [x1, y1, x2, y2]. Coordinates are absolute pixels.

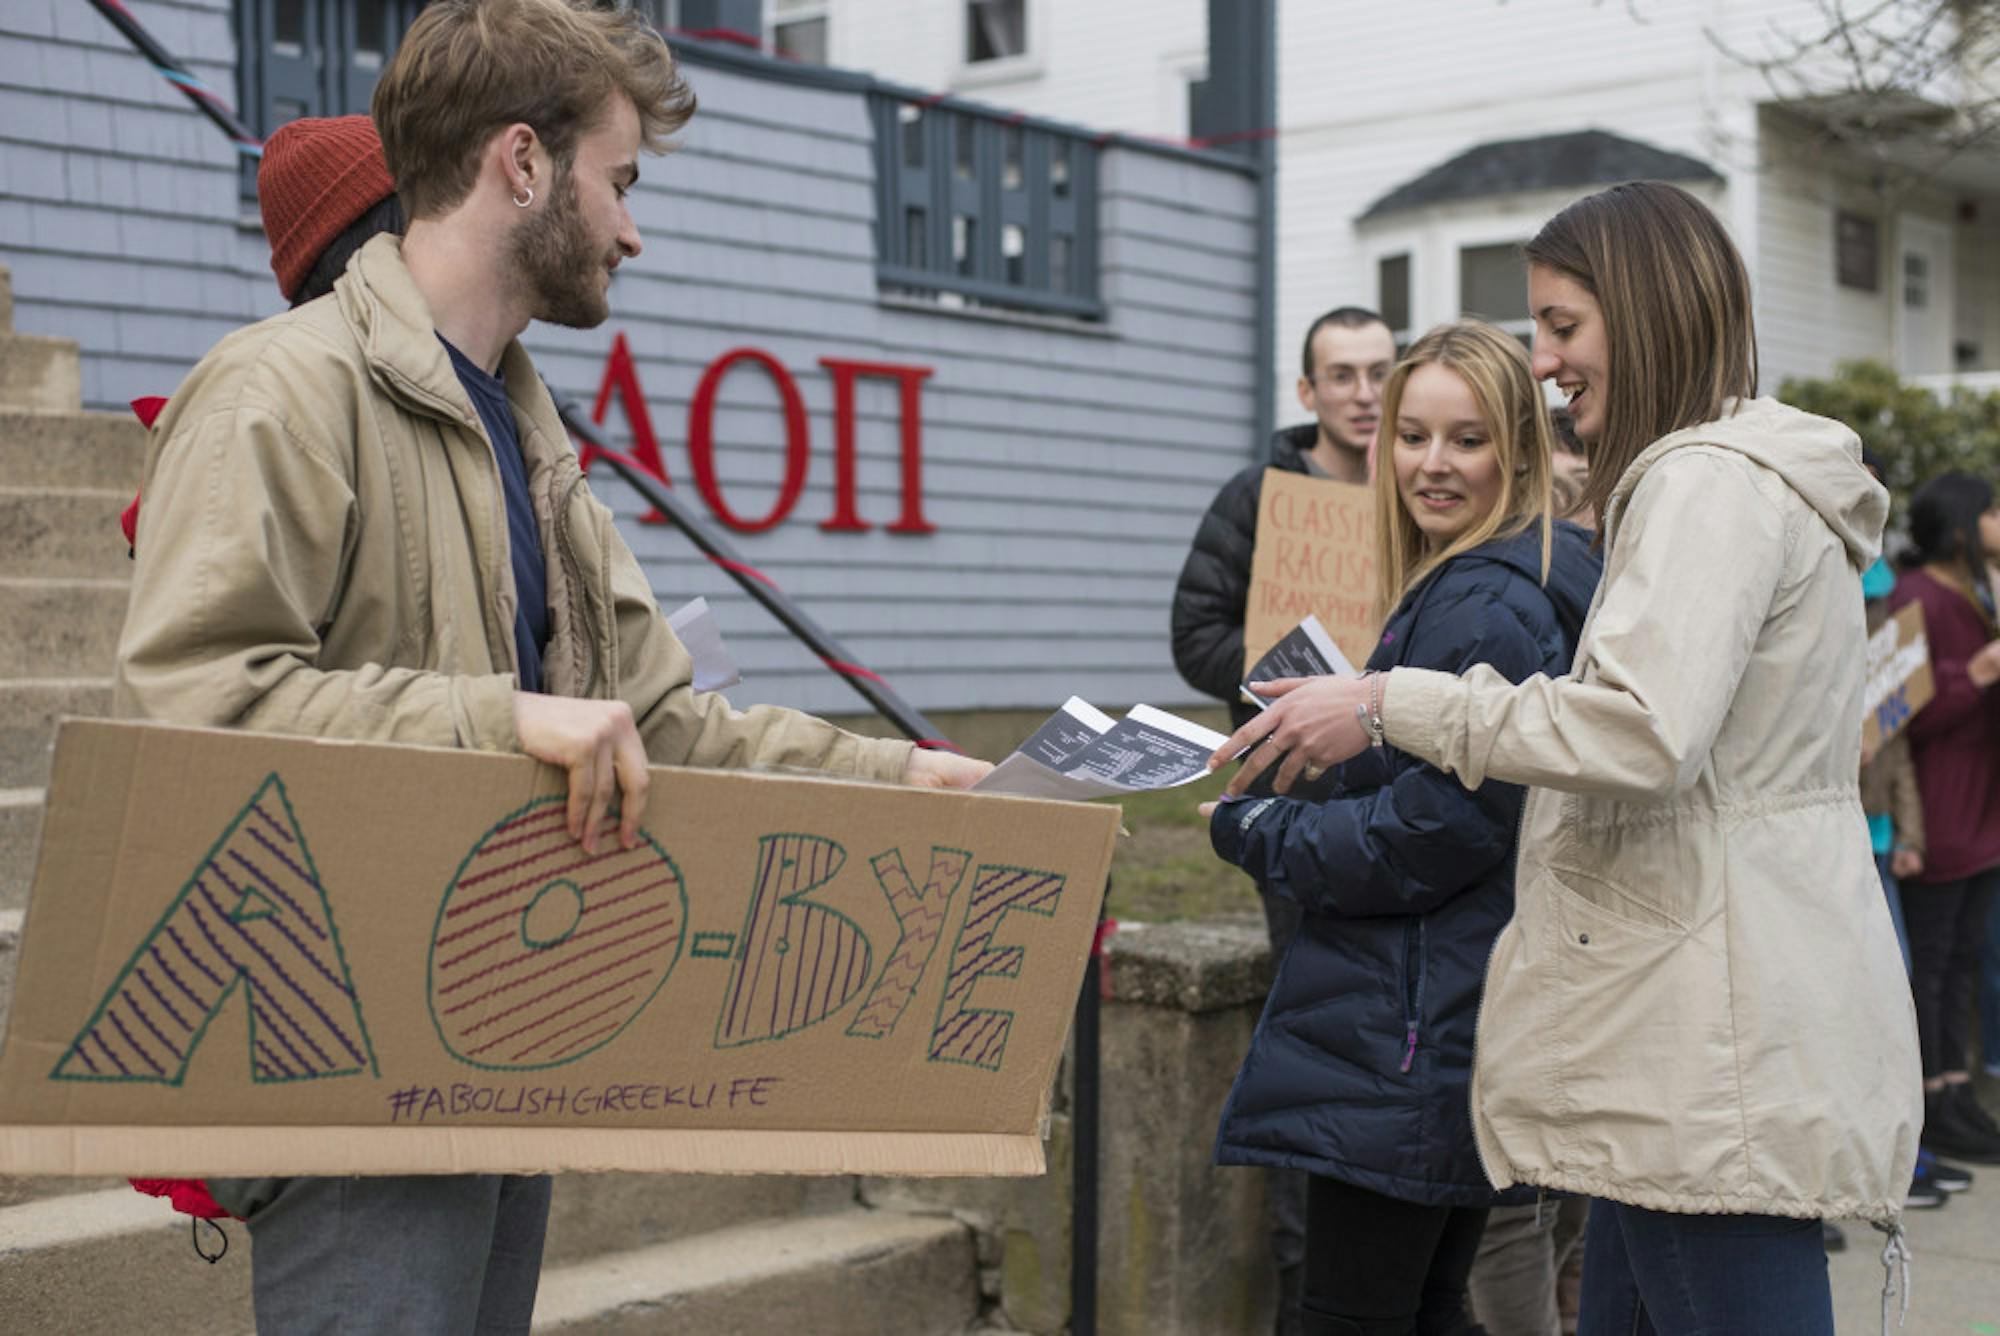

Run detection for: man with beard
[[114, 1, 986, 1329]]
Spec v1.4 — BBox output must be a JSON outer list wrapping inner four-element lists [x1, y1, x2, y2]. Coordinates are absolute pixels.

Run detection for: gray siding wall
[[0, 4, 1260, 720]]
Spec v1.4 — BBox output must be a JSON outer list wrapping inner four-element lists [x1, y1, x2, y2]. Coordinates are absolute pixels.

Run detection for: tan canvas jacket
[[1385, 398, 1921, 1224], [115, 234, 913, 786]]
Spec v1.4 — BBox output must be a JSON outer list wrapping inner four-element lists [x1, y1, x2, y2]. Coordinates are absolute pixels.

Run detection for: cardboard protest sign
[[0, 720, 1117, 1180], [1863, 601, 1934, 752], [1243, 469, 1378, 675]]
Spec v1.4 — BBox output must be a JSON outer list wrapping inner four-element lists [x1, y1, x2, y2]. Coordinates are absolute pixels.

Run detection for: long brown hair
[[1374, 321, 1556, 624], [1523, 181, 1758, 524]]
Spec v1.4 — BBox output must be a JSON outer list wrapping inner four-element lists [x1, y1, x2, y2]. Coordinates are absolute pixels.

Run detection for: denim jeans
[[1982, 886, 2000, 1072], [1876, 851, 1911, 976], [1577, 1201, 1832, 1336], [207, 1173, 553, 1334]]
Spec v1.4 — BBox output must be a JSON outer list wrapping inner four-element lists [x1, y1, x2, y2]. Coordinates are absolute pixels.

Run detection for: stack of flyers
[[973, 697, 1230, 801]]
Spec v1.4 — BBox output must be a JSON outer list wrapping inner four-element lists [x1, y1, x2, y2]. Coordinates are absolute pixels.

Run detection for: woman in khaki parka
[[1214, 181, 1920, 1335]]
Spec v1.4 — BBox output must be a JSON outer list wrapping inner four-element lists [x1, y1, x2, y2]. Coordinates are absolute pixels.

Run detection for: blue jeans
[[208, 1173, 552, 1334], [1877, 851, 1911, 976], [1982, 886, 2000, 1072], [1577, 1201, 1832, 1336]]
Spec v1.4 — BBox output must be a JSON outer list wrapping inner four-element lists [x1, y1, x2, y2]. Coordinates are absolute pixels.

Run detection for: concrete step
[[0, 907, 18, 1078], [0, 789, 39, 915], [0, 489, 134, 580], [0, 1180, 962, 1336], [0, 1185, 255, 1334], [543, 1171, 853, 1266], [0, 333, 83, 414], [532, 1207, 978, 1334], [0, 679, 111, 789], [0, 578, 128, 678], [0, 409, 147, 492]]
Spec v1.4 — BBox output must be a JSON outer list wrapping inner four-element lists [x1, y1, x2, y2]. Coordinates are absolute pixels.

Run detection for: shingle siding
[[1, 5, 1260, 722]]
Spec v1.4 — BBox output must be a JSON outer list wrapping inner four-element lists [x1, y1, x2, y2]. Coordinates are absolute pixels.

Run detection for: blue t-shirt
[[440, 336, 550, 692]]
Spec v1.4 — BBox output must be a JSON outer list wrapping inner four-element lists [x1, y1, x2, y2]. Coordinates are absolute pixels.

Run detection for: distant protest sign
[[1243, 469, 1379, 674], [0, 721, 1117, 1180], [1863, 602, 1934, 752]]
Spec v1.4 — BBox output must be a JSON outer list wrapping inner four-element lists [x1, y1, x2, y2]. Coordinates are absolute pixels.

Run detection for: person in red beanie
[[260, 112, 405, 305], [114, 2, 988, 1331], [118, 114, 406, 552]]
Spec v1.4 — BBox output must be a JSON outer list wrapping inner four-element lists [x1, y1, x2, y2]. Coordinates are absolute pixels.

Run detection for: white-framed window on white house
[[966, 0, 1026, 62], [767, 0, 826, 63], [1377, 252, 1412, 348], [1458, 241, 1531, 343]]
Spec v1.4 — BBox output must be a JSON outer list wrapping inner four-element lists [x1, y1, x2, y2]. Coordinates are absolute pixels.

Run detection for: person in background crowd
[[1173, 307, 1396, 729], [119, 114, 404, 555], [1215, 181, 1919, 1334], [114, 3, 987, 1330], [1889, 472, 2000, 1167], [1205, 320, 1600, 1336], [1170, 304, 1397, 1333], [1547, 406, 1592, 530], [1852, 451, 1969, 1236]]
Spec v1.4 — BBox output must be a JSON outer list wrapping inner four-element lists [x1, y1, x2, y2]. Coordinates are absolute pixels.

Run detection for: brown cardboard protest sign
[[0, 720, 1117, 1179], [1863, 601, 1935, 752], [1243, 469, 1378, 673]]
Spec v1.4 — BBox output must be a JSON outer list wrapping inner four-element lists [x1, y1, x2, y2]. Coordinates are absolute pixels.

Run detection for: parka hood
[[1604, 397, 1887, 571]]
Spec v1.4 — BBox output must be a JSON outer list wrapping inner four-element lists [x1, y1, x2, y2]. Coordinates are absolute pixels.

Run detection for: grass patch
[[1101, 769, 1261, 924]]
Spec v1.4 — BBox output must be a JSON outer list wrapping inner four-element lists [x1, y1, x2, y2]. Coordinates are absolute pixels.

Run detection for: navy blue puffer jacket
[[1210, 519, 1600, 1206]]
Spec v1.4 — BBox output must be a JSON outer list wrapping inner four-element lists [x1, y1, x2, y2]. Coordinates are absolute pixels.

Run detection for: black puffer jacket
[[1171, 424, 1319, 727], [1210, 521, 1601, 1206]]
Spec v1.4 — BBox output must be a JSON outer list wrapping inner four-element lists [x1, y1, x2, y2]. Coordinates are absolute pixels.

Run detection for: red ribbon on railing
[[1092, 918, 1119, 1000]]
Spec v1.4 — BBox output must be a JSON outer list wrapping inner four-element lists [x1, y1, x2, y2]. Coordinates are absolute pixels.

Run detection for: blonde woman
[[1206, 321, 1600, 1336], [1216, 182, 1920, 1333]]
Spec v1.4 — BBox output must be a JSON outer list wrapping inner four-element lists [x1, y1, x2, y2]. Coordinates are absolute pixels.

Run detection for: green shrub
[[1778, 359, 2000, 502]]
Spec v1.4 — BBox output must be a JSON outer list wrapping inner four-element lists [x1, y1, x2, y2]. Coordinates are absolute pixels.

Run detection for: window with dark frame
[[965, 0, 1026, 63], [235, 0, 428, 196], [870, 92, 1100, 319], [1837, 212, 1881, 292], [1378, 253, 1411, 341]]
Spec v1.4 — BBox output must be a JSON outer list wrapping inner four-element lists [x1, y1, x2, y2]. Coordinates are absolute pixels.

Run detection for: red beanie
[[259, 115, 396, 302]]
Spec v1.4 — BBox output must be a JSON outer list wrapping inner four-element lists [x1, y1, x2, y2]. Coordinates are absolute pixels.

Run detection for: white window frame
[[952, 0, 1043, 90], [764, 0, 827, 64]]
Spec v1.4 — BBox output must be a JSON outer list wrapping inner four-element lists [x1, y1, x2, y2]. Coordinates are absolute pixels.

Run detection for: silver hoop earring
[[513, 187, 534, 208]]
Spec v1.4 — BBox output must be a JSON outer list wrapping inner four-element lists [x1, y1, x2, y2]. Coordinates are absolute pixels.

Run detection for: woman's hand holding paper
[[1210, 674, 1376, 796]]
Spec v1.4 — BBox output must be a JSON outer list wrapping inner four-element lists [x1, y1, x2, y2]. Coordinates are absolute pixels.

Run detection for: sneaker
[[1917, 1147, 1974, 1193], [1821, 1221, 1847, 1251], [1950, 1083, 2000, 1139], [1905, 1176, 1950, 1209], [1921, 1089, 2000, 1164]]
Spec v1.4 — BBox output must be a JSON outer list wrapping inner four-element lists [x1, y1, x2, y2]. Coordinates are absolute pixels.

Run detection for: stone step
[[0, 907, 18, 1075], [0, 789, 39, 915], [0, 1185, 254, 1334], [0, 1181, 957, 1336], [0, 577, 128, 678], [542, 1171, 853, 1267], [0, 678, 111, 789], [532, 1207, 978, 1335], [0, 409, 147, 492], [0, 489, 134, 580], [0, 333, 83, 414]]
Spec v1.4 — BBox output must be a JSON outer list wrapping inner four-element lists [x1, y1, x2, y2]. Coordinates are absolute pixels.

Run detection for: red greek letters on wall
[[579, 333, 936, 535]]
